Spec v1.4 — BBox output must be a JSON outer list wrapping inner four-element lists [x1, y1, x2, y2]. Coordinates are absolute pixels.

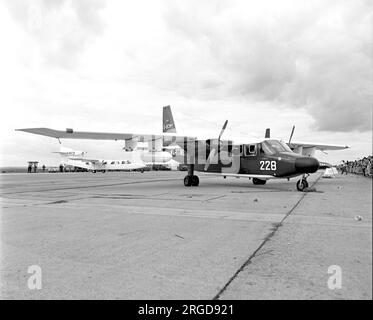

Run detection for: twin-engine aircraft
[[54, 146, 147, 172], [16, 106, 348, 191]]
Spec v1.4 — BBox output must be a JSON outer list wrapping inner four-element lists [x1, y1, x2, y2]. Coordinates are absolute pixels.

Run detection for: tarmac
[[0, 171, 371, 299]]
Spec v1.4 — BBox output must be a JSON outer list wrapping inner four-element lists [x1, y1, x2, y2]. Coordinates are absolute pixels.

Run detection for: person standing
[[340, 161, 347, 175]]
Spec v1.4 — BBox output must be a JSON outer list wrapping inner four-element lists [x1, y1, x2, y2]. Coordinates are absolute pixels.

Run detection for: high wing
[[68, 157, 101, 163], [15, 128, 197, 148], [288, 141, 349, 151]]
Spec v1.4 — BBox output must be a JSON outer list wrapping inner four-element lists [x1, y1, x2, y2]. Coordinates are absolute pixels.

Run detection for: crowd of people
[[338, 156, 372, 177]]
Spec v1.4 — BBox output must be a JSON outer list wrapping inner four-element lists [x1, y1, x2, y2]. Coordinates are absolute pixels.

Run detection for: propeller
[[204, 120, 228, 171], [288, 125, 295, 146], [218, 120, 228, 140]]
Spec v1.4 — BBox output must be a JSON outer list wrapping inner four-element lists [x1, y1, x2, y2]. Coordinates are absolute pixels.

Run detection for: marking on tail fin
[[163, 105, 176, 133]]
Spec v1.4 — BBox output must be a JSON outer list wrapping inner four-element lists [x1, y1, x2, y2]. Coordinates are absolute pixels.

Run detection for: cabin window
[[121, 161, 126, 164], [227, 144, 233, 157], [261, 142, 273, 155], [111, 161, 115, 165], [244, 144, 257, 156], [262, 140, 292, 154]]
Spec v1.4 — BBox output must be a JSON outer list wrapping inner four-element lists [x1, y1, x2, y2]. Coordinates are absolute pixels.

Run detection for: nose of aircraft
[[295, 157, 319, 173]]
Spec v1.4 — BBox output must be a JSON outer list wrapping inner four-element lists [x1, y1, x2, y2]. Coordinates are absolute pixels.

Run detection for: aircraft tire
[[191, 175, 199, 186], [296, 179, 308, 191], [184, 175, 192, 187]]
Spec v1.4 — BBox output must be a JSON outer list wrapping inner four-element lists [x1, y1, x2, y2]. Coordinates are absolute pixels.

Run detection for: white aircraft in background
[[50, 108, 179, 172], [55, 146, 147, 173]]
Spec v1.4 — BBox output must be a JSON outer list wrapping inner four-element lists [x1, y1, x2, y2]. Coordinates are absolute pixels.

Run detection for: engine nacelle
[[140, 151, 172, 163]]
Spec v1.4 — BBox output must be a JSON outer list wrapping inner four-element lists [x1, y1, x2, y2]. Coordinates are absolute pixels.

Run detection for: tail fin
[[265, 128, 270, 139], [163, 105, 176, 133]]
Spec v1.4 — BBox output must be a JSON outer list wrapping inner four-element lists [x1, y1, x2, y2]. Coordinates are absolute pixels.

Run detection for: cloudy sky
[[0, 0, 371, 166]]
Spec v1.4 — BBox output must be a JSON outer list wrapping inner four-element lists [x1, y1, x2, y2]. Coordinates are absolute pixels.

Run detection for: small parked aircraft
[[55, 146, 147, 173], [16, 106, 348, 191]]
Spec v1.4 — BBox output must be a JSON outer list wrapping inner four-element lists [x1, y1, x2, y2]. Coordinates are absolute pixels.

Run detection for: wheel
[[184, 175, 192, 187], [253, 178, 266, 185], [101, 170, 106, 173], [191, 175, 199, 186], [303, 180, 309, 189], [296, 179, 308, 191]]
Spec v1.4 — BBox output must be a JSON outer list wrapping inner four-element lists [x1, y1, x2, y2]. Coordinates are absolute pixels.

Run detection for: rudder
[[163, 105, 176, 133]]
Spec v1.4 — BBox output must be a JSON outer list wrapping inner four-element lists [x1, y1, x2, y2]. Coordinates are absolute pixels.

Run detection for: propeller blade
[[265, 128, 270, 139], [288, 125, 295, 145], [218, 120, 228, 141], [204, 148, 217, 171], [205, 120, 228, 171]]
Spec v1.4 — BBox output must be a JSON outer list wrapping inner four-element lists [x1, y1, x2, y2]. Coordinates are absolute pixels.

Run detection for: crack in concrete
[[212, 174, 323, 300]]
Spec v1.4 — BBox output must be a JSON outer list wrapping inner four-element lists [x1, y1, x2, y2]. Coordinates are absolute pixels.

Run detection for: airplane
[[163, 106, 348, 173], [55, 146, 147, 173], [15, 106, 346, 191]]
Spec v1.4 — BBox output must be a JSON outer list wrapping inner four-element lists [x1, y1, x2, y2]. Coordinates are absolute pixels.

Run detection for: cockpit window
[[261, 140, 292, 154]]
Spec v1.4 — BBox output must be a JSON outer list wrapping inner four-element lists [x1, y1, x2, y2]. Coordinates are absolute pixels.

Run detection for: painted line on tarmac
[[0, 178, 182, 195]]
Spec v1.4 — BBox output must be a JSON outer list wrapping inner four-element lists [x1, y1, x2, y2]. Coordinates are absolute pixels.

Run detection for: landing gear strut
[[184, 164, 199, 187], [296, 174, 309, 191]]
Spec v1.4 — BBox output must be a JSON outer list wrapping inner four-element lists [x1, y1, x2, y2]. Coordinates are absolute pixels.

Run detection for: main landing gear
[[296, 174, 309, 191], [184, 164, 199, 187]]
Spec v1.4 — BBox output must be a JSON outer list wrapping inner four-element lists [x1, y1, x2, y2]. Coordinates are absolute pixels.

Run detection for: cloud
[[5, 0, 106, 68], [161, 0, 372, 132]]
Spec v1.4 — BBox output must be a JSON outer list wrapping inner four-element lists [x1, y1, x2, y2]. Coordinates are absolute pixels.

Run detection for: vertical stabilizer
[[163, 105, 176, 133], [265, 128, 270, 139]]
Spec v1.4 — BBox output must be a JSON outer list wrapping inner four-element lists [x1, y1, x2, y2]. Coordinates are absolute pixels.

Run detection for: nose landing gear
[[296, 174, 309, 191]]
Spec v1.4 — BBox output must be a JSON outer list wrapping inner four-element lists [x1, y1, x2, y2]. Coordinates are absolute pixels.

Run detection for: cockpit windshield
[[261, 140, 292, 155]]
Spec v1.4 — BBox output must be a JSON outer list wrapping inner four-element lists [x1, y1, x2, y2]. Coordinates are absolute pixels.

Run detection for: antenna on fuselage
[[265, 128, 270, 139]]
